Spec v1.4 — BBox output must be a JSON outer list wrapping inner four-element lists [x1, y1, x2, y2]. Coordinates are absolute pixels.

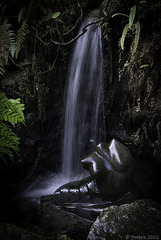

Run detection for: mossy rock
[[87, 199, 161, 240]]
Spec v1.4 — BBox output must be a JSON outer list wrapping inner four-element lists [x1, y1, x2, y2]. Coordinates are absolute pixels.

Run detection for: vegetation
[[0, 0, 91, 168], [112, 5, 141, 54], [0, 92, 25, 167], [0, 18, 16, 76]]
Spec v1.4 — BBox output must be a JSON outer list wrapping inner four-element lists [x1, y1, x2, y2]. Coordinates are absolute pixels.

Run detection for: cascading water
[[21, 12, 105, 204], [62, 15, 105, 178]]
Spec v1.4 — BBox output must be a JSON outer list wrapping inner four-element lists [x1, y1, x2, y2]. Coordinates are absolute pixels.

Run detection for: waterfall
[[62, 16, 105, 178]]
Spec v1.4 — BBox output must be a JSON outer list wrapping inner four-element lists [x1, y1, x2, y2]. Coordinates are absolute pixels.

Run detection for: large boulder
[[48, 139, 140, 236], [53, 139, 140, 206], [87, 199, 161, 240], [81, 139, 138, 201], [42, 140, 158, 238]]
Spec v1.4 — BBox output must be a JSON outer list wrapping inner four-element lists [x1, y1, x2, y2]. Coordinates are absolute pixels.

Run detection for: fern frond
[[0, 122, 20, 161], [0, 61, 5, 76], [0, 147, 14, 163], [129, 5, 136, 29], [134, 21, 140, 52], [0, 92, 25, 164], [0, 4, 6, 20], [18, 7, 25, 24], [15, 19, 29, 59], [0, 20, 16, 58], [120, 24, 129, 50], [0, 20, 16, 60], [0, 92, 25, 124]]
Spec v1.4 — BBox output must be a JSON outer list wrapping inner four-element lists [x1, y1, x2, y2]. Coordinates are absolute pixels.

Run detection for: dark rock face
[[87, 199, 161, 240], [0, 222, 41, 240], [101, 0, 161, 167]]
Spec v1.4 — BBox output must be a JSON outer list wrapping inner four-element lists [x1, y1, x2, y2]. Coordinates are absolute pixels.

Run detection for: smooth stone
[[52, 176, 101, 205], [81, 139, 137, 201]]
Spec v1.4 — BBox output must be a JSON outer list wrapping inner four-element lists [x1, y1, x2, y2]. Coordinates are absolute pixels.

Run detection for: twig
[[50, 17, 104, 46]]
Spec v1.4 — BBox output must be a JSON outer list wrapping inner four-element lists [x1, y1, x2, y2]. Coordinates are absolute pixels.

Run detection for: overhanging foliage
[[0, 92, 25, 166]]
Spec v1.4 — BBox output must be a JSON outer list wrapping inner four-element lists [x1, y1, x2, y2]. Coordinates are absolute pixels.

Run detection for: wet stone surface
[[40, 139, 161, 239], [41, 194, 94, 239], [40, 139, 142, 238]]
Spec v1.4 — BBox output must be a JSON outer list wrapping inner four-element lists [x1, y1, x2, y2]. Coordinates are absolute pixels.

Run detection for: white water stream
[[22, 15, 105, 203], [62, 16, 104, 178]]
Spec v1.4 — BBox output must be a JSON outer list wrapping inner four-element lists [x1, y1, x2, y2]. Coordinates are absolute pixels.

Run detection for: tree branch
[[50, 17, 104, 46]]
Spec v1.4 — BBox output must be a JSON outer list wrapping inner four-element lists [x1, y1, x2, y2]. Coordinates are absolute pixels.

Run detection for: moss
[[102, 0, 161, 165]]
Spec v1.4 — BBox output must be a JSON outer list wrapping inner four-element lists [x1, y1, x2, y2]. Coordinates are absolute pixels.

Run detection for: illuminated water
[[62, 16, 104, 178], [23, 173, 85, 203], [22, 15, 104, 204]]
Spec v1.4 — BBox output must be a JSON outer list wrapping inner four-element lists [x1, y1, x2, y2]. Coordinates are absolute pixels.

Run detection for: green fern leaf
[[1, 21, 16, 58], [0, 20, 16, 62], [15, 19, 29, 59], [134, 21, 141, 52], [0, 121, 21, 162], [0, 92, 26, 165], [0, 61, 5, 76], [0, 147, 14, 162], [0, 94, 25, 124], [120, 24, 129, 50], [129, 5, 136, 29]]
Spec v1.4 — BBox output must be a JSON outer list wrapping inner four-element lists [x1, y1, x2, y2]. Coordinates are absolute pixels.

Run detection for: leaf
[[42, 12, 53, 22], [0, 92, 26, 165], [111, 13, 128, 18], [15, 19, 29, 59], [139, 0, 147, 4], [129, 5, 136, 29], [120, 24, 129, 50], [18, 7, 25, 23], [0, 62, 5, 76], [0, 20, 16, 59], [0, 92, 5, 98], [140, 64, 149, 69], [124, 60, 129, 67], [52, 12, 60, 19], [134, 21, 140, 52]]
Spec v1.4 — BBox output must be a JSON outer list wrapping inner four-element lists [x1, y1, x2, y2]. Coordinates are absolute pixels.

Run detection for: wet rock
[[41, 195, 94, 239], [44, 139, 142, 238], [50, 139, 140, 225], [0, 222, 42, 240], [81, 139, 138, 201], [87, 199, 161, 240], [53, 139, 139, 206], [53, 176, 101, 205]]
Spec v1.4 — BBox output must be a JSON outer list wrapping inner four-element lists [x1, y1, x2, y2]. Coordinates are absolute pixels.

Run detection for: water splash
[[22, 173, 86, 204]]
